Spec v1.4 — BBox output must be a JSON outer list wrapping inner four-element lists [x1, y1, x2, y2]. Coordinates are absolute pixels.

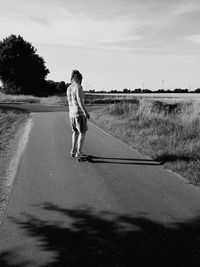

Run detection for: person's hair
[[71, 70, 82, 84]]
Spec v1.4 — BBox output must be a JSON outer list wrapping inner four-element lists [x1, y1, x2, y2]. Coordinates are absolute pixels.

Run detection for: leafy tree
[[142, 89, 152, 93], [43, 80, 57, 96], [123, 88, 131, 93], [110, 90, 118, 93], [157, 89, 165, 93], [0, 34, 49, 95], [173, 88, 188, 93], [133, 88, 142, 93], [56, 81, 67, 94], [194, 88, 200, 93]]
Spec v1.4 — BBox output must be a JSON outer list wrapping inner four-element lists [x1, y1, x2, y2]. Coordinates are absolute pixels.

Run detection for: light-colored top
[[67, 82, 84, 117]]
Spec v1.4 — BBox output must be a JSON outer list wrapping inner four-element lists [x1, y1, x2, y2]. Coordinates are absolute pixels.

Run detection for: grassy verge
[[90, 99, 200, 186], [0, 92, 41, 103], [0, 92, 64, 104], [0, 108, 29, 206]]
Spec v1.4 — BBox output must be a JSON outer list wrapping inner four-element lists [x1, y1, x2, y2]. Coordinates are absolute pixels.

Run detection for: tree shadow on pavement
[[1, 203, 200, 266], [0, 250, 33, 267]]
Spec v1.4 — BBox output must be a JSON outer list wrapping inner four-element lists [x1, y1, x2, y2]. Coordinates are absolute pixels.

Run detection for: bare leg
[[71, 132, 78, 153], [77, 133, 86, 154]]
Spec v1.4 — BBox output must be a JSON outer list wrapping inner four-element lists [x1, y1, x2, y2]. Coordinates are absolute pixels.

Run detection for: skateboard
[[76, 155, 91, 162]]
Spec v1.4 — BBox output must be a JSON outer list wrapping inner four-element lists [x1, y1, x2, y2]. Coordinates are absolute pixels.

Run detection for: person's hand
[[85, 112, 90, 120]]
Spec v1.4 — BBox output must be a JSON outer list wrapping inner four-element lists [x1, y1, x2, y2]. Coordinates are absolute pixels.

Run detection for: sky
[[0, 0, 200, 91]]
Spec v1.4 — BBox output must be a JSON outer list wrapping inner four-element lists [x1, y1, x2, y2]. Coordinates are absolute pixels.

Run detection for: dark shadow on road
[[0, 250, 33, 267], [87, 155, 161, 166], [154, 153, 199, 164], [1, 203, 200, 266]]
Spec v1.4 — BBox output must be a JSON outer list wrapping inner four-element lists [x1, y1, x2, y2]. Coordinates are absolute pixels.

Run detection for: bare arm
[[76, 85, 90, 119]]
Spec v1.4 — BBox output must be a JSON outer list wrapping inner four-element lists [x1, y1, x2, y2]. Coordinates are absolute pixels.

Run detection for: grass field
[[90, 98, 200, 186], [1, 91, 200, 105]]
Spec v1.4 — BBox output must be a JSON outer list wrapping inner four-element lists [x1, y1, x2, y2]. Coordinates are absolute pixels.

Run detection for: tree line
[[89, 88, 200, 94], [0, 34, 69, 96]]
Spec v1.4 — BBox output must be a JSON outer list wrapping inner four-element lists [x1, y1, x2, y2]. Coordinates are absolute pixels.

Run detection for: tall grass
[[0, 92, 64, 104], [0, 108, 29, 190], [91, 99, 200, 186], [0, 92, 40, 103]]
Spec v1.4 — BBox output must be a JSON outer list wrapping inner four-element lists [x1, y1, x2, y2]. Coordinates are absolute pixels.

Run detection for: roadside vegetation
[[0, 108, 29, 203], [0, 92, 64, 105], [90, 99, 200, 186], [0, 91, 145, 105], [0, 92, 40, 103]]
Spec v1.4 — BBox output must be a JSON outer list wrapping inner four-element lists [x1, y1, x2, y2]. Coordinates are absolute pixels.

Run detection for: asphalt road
[[1, 105, 200, 266]]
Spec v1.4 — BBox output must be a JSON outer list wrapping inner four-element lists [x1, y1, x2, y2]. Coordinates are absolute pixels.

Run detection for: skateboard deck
[[76, 155, 90, 162]]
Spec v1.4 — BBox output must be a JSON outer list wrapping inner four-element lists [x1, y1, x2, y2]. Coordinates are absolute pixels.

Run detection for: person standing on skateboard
[[67, 70, 90, 158]]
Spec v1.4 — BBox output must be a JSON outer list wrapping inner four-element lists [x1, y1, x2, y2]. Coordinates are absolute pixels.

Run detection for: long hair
[[71, 70, 82, 84]]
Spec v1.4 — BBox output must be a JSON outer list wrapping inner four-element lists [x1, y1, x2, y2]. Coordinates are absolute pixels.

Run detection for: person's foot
[[75, 152, 86, 158], [71, 150, 77, 157]]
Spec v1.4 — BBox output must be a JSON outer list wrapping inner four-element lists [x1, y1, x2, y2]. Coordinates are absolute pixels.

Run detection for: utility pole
[[161, 80, 164, 89], [85, 82, 88, 91], [142, 83, 144, 90]]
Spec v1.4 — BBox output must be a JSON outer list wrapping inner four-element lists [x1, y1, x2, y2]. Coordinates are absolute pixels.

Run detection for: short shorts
[[70, 115, 88, 133]]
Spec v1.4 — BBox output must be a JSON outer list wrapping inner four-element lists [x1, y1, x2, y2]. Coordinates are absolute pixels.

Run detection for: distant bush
[[84, 93, 140, 105], [105, 100, 139, 116], [150, 101, 183, 115]]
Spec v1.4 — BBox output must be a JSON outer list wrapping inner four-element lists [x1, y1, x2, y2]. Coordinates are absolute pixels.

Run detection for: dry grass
[[91, 99, 200, 186], [0, 92, 63, 104], [40, 95, 64, 105], [0, 108, 29, 219], [0, 92, 40, 103], [0, 108, 29, 187]]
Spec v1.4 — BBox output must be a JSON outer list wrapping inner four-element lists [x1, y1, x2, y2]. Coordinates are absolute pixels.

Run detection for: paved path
[[1, 108, 200, 266]]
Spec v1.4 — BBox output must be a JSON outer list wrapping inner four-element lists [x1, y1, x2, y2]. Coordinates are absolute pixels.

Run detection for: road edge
[[0, 116, 33, 227]]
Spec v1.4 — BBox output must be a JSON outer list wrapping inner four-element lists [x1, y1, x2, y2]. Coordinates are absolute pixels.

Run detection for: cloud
[[186, 35, 200, 44], [172, 0, 200, 15], [0, 0, 142, 51], [51, 15, 141, 47], [29, 17, 50, 25]]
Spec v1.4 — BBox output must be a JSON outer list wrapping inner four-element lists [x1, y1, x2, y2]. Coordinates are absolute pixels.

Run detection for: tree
[[0, 34, 49, 95], [173, 88, 188, 93], [123, 88, 130, 93], [194, 88, 200, 93], [133, 88, 142, 93], [56, 81, 66, 94], [44, 80, 57, 96], [156, 89, 165, 93], [142, 89, 152, 93]]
